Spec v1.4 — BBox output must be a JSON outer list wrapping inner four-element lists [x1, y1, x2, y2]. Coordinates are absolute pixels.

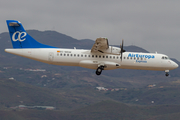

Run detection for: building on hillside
[[9, 77, 15, 80], [18, 105, 55, 110], [96, 87, 108, 91], [41, 75, 47, 78]]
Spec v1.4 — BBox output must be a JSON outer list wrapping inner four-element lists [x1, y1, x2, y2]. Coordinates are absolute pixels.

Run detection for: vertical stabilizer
[[6, 20, 56, 48]]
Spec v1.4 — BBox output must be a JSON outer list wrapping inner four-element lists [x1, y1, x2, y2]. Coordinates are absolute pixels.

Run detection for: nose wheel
[[165, 70, 169, 77], [96, 66, 104, 75], [165, 73, 169, 77]]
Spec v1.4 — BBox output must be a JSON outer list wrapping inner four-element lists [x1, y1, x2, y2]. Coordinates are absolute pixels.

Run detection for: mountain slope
[[1, 100, 180, 120], [0, 78, 113, 111]]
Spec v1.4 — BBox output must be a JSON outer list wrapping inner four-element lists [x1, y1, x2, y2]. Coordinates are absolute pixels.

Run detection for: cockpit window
[[162, 56, 170, 60]]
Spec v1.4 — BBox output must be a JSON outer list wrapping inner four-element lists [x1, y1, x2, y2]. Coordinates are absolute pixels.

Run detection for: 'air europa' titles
[[128, 53, 155, 59]]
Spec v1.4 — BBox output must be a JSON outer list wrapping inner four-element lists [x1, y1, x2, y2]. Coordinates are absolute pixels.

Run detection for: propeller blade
[[120, 39, 124, 61]]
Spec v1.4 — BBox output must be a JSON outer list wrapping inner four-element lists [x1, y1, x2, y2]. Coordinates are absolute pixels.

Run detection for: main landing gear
[[96, 66, 104, 75], [165, 70, 169, 77]]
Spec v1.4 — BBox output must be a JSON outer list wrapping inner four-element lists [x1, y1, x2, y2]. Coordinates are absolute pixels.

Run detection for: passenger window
[[127, 57, 129, 59], [106, 56, 108, 58], [60, 54, 62, 56], [99, 55, 101, 58], [103, 56, 105, 58], [92, 55, 94, 58], [89, 55, 90, 57], [85, 55, 87, 57], [124, 57, 126, 59], [110, 56, 112, 59], [96, 55, 98, 58], [64, 54, 66, 56], [131, 57, 132, 60], [117, 56, 119, 59], [71, 54, 73, 56], [81, 55, 83, 57], [134, 57, 136, 60], [113, 56, 115, 59], [162, 56, 164, 59], [67, 54, 69, 56], [77, 54, 79, 57], [74, 54, 76, 57], [141, 58, 143, 60]]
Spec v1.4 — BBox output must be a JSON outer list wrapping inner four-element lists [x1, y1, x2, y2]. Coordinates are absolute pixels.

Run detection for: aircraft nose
[[171, 61, 179, 69], [168, 60, 179, 70], [174, 62, 179, 68]]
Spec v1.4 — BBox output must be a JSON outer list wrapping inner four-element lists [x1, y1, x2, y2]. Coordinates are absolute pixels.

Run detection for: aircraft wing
[[91, 38, 109, 53]]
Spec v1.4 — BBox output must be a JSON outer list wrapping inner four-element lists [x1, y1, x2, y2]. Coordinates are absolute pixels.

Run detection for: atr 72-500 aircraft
[[5, 20, 178, 76]]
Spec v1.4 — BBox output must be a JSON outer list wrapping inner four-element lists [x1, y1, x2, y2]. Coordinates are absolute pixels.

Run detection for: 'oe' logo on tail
[[12, 31, 27, 42]]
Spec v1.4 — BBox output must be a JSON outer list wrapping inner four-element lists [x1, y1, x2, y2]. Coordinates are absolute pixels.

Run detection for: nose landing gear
[[165, 70, 169, 77], [165, 73, 169, 77]]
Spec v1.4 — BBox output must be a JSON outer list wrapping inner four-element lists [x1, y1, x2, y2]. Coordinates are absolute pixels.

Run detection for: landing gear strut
[[96, 66, 104, 75]]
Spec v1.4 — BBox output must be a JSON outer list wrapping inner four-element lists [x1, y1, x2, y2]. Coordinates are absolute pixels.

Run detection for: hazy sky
[[1, 0, 180, 60]]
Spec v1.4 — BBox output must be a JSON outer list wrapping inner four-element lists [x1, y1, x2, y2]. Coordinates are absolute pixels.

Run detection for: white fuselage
[[5, 48, 178, 71]]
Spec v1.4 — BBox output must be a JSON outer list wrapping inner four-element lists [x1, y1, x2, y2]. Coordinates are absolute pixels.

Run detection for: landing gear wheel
[[165, 73, 169, 77], [165, 70, 169, 77], [96, 71, 101, 75], [96, 66, 104, 75]]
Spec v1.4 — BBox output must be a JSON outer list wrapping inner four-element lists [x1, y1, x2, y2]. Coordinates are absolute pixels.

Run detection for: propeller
[[120, 39, 126, 61]]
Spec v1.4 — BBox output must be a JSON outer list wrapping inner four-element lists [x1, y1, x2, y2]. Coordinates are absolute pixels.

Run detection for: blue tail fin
[[6, 20, 56, 48]]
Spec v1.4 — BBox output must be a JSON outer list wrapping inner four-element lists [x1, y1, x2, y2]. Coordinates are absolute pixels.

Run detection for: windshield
[[162, 56, 170, 60]]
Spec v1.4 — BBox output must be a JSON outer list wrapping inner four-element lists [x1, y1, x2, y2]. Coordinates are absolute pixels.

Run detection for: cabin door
[[48, 52, 54, 61]]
